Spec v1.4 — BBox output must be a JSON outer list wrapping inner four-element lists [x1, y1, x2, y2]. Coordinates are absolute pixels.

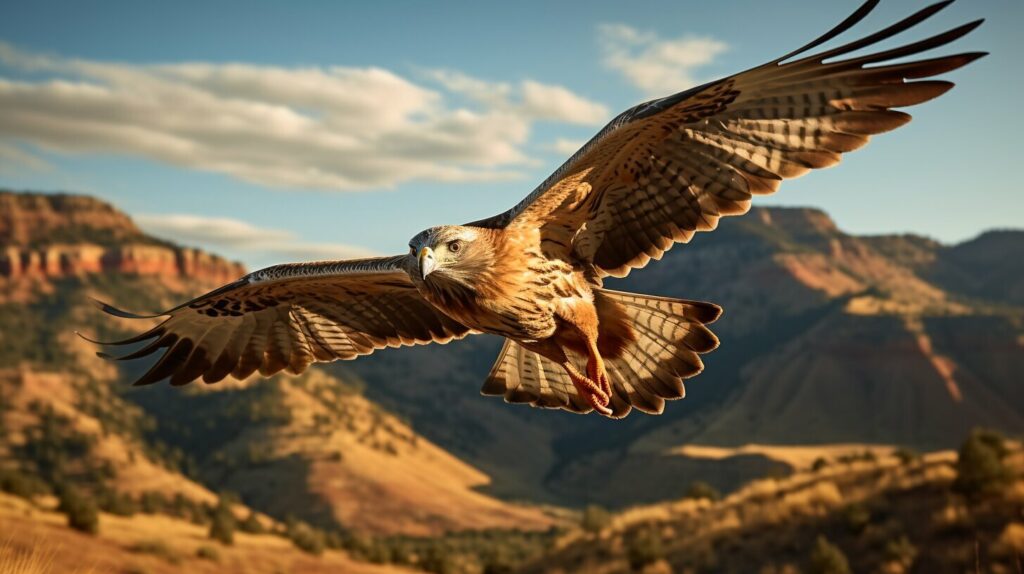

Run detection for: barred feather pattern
[[88, 256, 473, 386], [481, 289, 721, 418], [471, 0, 984, 279]]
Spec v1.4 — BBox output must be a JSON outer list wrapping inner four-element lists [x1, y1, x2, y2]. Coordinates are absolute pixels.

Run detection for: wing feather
[[89, 256, 475, 386], [470, 2, 983, 278]]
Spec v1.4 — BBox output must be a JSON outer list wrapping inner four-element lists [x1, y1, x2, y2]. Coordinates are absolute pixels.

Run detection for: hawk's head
[[406, 225, 494, 292]]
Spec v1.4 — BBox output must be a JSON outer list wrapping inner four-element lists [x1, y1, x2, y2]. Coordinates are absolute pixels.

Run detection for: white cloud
[[424, 70, 608, 125], [0, 42, 609, 192], [598, 24, 727, 96], [134, 213, 376, 264], [543, 138, 587, 156]]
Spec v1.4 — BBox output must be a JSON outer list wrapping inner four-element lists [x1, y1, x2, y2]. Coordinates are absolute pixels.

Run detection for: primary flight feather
[[89, 1, 984, 418]]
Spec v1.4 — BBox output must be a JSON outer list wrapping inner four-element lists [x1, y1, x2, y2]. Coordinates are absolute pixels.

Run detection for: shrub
[[99, 489, 138, 517], [884, 535, 917, 569], [627, 527, 664, 571], [289, 521, 325, 555], [806, 536, 850, 574], [139, 491, 166, 514], [953, 428, 1010, 498], [239, 510, 265, 534], [892, 447, 919, 465], [685, 481, 721, 502], [0, 469, 48, 499], [580, 505, 611, 533], [130, 540, 181, 565], [59, 486, 99, 535], [208, 497, 235, 545], [842, 503, 871, 535], [811, 457, 829, 472]]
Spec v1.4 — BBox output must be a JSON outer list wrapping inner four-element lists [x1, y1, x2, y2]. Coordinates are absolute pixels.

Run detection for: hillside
[[343, 206, 1024, 507], [0, 491, 411, 574], [1, 189, 1022, 572], [521, 435, 1024, 574], [0, 190, 555, 542]]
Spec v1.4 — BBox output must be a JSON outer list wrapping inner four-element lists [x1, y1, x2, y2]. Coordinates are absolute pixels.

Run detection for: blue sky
[[0, 0, 1020, 270]]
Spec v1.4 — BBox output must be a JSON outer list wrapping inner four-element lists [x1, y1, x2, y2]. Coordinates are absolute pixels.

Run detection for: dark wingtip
[[75, 330, 105, 344], [90, 297, 166, 319], [774, 0, 881, 64]]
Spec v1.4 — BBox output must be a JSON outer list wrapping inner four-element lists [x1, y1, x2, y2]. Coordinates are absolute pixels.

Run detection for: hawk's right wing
[[86, 255, 474, 386]]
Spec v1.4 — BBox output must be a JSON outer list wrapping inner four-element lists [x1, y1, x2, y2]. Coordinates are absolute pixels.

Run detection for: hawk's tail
[[480, 289, 721, 418]]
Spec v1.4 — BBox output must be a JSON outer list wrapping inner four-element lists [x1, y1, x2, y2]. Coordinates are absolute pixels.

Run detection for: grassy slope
[[0, 493, 411, 574], [524, 445, 1024, 574]]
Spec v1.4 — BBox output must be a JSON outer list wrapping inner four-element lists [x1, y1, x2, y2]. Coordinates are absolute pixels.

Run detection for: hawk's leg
[[586, 339, 612, 398], [562, 361, 612, 417]]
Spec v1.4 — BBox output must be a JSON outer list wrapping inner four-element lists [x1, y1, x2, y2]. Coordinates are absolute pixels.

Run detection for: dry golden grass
[[669, 442, 900, 471], [0, 492, 412, 574], [0, 368, 218, 504], [219, 371, 557, 536]]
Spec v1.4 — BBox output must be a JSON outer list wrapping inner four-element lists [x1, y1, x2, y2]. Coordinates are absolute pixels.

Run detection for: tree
[[685, 481, 721, 502], [807, 536, 851, 574], [953, 428, 1010, 498], [59, 486, 99, 534], [208, 496, 235, 545]]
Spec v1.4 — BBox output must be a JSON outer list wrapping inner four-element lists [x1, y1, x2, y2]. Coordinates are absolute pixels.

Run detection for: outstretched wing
[[88, 255, 474, 386], [470, 0, 985, 278]]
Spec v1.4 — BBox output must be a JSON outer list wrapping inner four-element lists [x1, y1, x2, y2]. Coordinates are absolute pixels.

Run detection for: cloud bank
[[135, 213, 375, 265], [0, 43, 608, 192], [598, 24, 727, 96]]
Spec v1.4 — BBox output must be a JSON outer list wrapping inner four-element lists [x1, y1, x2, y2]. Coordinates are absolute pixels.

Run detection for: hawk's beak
[[418, 246, 437, 280]]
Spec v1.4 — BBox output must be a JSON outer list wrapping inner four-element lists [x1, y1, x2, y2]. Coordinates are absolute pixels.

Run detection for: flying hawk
[[89, 1, 984, 418]]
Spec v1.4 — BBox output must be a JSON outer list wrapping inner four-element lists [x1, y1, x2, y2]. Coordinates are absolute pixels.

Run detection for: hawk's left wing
[[470, 0, 984, 278], [86, 256, 474, 386]]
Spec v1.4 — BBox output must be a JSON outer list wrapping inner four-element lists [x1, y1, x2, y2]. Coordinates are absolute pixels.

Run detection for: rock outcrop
[[0, 190, 244, 284]]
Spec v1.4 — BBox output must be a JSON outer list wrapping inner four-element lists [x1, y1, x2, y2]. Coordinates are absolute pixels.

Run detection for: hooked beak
[[418, 246, 436, 280]]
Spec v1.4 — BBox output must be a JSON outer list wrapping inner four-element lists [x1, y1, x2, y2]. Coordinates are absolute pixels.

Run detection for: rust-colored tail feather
[[480, 289, 721, 418]]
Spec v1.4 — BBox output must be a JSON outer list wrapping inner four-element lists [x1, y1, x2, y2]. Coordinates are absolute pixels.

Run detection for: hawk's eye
[[447, 240, 462, 253]]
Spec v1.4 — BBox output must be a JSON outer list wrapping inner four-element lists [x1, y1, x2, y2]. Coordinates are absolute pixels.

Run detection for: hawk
[[89, 1, 983, 418]]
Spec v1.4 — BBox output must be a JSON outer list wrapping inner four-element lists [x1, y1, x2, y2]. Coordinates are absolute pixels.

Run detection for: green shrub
[[99, 489, 137, 517], [884, 535, 917, 569], [892, 447, 919, 465], [806, 536, 851, 574], [953, 428, 1010, 498], [239, 510, 265, 534], [208, 496, 235, 545], [627, 527, 664, 571], [59, 486, 99, 535], [130, 540, 181, 564], [580, 504, 611, 533], [289, 521, 325, 555], [139, 491, 166, 514], [685, 481, 721, 502], [0, 469, 49, 499], [842, 503, 871, 535]]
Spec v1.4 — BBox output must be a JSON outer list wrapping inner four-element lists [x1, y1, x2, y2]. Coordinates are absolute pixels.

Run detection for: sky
[[0, 0, 1020, 270]]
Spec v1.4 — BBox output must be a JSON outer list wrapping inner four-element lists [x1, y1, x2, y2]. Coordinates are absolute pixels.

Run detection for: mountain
[[0, 190, 554, 540], [522, 438, 1024, 574], [2, 189, 1022, 572], [342, 206, 1024, 508]]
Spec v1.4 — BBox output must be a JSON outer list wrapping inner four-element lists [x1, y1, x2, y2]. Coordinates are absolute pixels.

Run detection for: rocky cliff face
[[0, 191, 144, 246], [0, 191, 244, 285]]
